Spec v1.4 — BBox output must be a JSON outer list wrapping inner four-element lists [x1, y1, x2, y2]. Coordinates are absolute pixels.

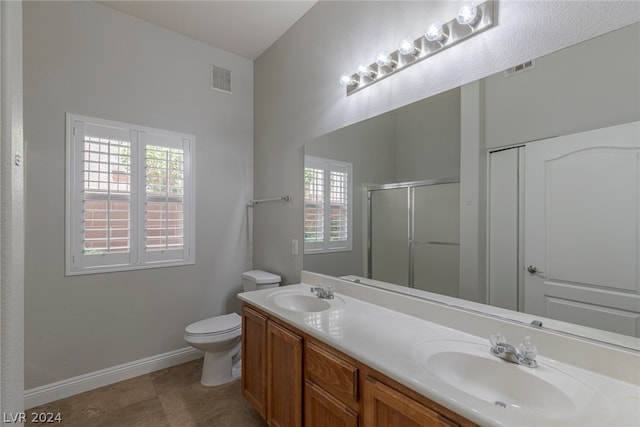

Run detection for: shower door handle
[[411, 240, 460, 246]]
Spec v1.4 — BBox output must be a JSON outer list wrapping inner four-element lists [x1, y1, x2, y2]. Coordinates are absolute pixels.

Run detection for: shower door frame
[[365, 177, 460, 288]]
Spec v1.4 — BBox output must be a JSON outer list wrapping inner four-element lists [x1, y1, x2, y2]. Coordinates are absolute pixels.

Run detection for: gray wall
[[253, 1, 639, 285], [484, 23, 640, 149], [23, 1, 253, 388], [395, 88, 460, 183]]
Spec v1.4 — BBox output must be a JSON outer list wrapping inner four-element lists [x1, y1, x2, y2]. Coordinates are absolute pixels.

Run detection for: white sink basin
[[269, 290, 344, 313], [413, 340, 609, 420]]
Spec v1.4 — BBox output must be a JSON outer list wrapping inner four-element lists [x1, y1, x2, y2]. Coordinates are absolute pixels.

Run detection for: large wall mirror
[[304, 23, 640, 350]]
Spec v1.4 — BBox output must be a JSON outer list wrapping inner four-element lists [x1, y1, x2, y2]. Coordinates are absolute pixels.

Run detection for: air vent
[[504, 60, 535, 77], [210, 65, 231, 93]]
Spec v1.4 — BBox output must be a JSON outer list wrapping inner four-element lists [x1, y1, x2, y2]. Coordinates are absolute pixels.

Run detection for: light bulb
[[398, 36, 418, 56], [339, 74, 355, 87], [375, 50, 393, 67], [425, 21, 446, 42], [357, 63, 376, 78], [457, 2, 480, 26]]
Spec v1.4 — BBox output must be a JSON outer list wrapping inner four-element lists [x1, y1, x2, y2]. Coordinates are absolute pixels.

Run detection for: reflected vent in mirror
[[210, 65, 231, 93], [504, 60, 535, 77]]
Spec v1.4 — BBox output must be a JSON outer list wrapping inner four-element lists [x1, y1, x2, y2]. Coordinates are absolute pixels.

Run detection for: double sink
[[262, 286, 616, 425]]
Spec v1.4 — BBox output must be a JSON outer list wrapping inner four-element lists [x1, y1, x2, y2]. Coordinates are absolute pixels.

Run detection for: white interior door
[[524, 121, 640, 337]]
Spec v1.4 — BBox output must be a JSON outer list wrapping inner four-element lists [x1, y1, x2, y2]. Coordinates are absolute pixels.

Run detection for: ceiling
[[99, 1, 318, 60]]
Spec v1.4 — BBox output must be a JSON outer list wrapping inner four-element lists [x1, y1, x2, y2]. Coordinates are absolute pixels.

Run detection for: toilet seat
[[185, 312, 241, 337]]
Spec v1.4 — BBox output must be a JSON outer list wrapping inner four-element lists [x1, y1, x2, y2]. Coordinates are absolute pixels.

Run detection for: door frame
[[486, 145, 525, 311], [1, 0, 25, 415]]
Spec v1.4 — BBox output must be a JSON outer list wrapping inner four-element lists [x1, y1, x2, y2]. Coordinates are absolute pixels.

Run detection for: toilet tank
[[242, 270, 281, 292]]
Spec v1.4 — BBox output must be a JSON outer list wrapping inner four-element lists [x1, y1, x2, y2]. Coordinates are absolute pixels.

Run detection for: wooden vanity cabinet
[[241, 305, 303, 427], [241, 303, 475, 427]]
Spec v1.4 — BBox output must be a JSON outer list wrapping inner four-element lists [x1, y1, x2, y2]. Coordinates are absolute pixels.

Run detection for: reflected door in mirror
[[524, 121, 640, 338]]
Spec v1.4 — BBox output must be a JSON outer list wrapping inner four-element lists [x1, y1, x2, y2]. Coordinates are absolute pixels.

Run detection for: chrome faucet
[[310, 285, 334, 299], [489, 333, 538, 368]]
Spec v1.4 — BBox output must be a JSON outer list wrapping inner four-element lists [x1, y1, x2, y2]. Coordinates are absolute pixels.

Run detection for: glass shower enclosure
[[367, 179, 460, 297]]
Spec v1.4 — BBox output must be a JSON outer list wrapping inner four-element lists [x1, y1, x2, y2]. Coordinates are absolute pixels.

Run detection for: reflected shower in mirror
[[303, 23, 640, 349], [368, 179, 460, 296]]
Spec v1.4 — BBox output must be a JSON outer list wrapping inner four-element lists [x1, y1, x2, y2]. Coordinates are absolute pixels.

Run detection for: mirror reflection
[[304, 24, 640, 348]]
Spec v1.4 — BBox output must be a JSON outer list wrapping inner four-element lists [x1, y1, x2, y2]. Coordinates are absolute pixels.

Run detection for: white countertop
[[238, 281, 640, 426]]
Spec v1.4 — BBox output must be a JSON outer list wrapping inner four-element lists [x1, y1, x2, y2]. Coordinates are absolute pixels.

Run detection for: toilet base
[[200, 343, 241, 387]]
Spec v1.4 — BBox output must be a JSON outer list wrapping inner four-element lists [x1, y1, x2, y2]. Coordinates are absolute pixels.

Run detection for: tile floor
[[26, 359, 267, 426]]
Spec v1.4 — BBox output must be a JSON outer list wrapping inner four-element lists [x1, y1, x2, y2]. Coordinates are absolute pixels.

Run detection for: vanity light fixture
[[340, 0, 496, 96]]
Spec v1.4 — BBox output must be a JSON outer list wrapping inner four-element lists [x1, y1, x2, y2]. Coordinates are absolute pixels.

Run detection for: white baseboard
[[24, 347, 203, 409]]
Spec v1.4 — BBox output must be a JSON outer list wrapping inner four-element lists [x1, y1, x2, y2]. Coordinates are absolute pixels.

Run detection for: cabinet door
[[267, 320, 303, 427], [363, 376, 458, 427], [305, 380, 358, 427], [241, 306, 267, 418]]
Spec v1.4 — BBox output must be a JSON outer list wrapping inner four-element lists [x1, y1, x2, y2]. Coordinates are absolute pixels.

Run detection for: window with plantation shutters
[[304, 156, 352, 254], [66, 114, 195, 275]]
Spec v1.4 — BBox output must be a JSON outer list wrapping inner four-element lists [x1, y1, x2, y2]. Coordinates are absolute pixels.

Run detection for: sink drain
[[494, 401, 507, 408]]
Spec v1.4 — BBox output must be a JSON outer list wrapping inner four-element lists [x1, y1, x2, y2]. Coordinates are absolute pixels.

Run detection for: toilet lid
[[185, 312, 241, 335], [242, 270, 282, 284]]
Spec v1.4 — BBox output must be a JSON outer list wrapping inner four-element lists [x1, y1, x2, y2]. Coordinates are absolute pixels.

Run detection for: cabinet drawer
[[305, 340, 358, 404]]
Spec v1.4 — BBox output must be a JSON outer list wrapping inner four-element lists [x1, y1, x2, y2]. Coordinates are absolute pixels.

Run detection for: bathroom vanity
[[238, 272, 640, 427], [241, 304, 470, 426]]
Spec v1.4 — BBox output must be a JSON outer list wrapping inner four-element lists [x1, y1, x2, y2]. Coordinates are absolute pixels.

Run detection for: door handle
[[527, 265, 542, 274]]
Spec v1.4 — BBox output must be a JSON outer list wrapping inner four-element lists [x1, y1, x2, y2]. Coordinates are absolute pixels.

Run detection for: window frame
[[304, 155, 353, 255], [66, 113, 196, 275]]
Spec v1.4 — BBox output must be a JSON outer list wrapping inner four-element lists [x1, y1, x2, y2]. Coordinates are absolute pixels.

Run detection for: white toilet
[[184, 270, 281, 386]]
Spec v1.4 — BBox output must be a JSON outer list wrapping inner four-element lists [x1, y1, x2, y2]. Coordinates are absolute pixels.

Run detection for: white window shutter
[[304, 155, 352, 254], [66, 114, 195, 275]]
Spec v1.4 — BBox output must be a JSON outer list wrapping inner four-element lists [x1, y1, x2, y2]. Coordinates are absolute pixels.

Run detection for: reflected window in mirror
[[304, 155, 352, 254]]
